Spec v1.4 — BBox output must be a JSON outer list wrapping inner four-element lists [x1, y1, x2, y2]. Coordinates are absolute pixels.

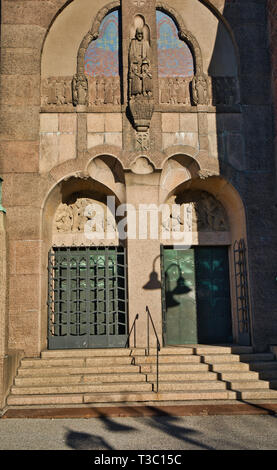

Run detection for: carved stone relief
[[136, 130, 150, 151], [163, 191, 229, 233], [87, 76, 121, 106], [159, 77, 192, 105], [128, 24, 154, 131], [212, 77, 240, 105], [191, 74, 209, 106], [54, 198, 116, 235], [72, 73, 88, 106], [41, 77, 73, 106]]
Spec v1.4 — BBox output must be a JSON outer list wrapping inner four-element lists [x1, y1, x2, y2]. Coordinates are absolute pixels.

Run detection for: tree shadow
[[98, 416, 137, 433], [143, 408, 215, 450], [63, 407, 216, 450]]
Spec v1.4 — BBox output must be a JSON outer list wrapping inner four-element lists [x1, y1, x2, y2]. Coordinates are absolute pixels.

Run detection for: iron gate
[[48, 246, 128, 349], [233, 239, 251, 345]]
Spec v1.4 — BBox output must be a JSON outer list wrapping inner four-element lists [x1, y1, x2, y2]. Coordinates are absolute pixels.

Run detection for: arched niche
[[160, 175, 249, 344], [156, 1, 240, 106], [41, 0, 120, 78], [159, 154, 201, 204], [156, 0, 238, 77], [40, 174, 124, 350]]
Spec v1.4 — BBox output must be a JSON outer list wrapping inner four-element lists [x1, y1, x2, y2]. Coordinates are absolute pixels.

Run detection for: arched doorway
[[43, 175, 128, 350], [159, 177, 251, 346]]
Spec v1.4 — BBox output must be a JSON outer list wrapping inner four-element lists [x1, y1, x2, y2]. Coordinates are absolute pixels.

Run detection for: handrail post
[[147, 311, 150, 356], [146, 305, 160, 393], [125, 314, 139, 348]]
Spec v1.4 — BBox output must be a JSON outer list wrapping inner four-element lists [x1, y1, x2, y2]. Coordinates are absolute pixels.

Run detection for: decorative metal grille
[[48, 246, 128, 349], [233, 239, 251, 345]]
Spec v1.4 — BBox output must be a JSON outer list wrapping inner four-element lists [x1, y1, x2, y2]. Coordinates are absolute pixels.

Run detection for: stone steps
[[141, 362, 210, 373], [21, 356, 135, 368], [17, 365, 141, 377], [41, 348, 137, 358], [11, 382, 153, 395], [14, 372, 147, 387], [8, 388, 277, 407], [6, 345, 277, 408], [134, 354, 201, 364]]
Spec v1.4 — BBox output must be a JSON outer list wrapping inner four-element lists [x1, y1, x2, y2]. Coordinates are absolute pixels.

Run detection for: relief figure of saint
[[129, 27, 150, 65], [141, 59, 153, 97]]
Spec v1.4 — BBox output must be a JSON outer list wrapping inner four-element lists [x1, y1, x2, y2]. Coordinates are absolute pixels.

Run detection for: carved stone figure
[[129, 27, 150, 66], [96, 78, 105, 105], [87, 76, 121, 106], [192, 74, 209, 105], [128, 26, 154, 131], [159, 77, 192, 105], [54, 198, 117, 235], [160, 79, 170, 104], [55, 204, 72, 232], [196, 193, 228, 231], [88, 78, 97, 105], [113, 78, 121, 105], [141, 59, 153, 96], [213, 77, 240, 106], [129, 62, 143, 97], [177, 78, 189, 104], [164, 191, 229, 233], [104, 77, 114, 104], [41, 77, 73, 107], [72, 73, 88, 106]]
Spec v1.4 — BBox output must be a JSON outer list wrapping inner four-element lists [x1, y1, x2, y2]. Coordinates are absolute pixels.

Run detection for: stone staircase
[[6, 345, 277, 407]]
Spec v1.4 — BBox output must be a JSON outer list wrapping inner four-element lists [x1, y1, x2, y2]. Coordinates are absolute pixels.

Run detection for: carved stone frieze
[[54, 198, 116, 234], [159, 77, 192, 105], [212, 77, 240, 105], [41, 77, 73, 106], [88, 76, 121, 106], [163, 191, 229, 233]]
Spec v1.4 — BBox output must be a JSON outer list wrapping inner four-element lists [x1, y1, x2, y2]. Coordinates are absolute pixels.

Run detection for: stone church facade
[[0, 0, 277, 409]]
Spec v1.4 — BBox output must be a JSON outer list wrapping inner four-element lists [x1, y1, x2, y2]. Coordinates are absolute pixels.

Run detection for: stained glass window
[[156, 11, 194, 78], [85, 10, 120, 77]]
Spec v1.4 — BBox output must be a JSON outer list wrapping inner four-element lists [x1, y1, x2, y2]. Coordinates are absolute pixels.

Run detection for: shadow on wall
[[208, 0, 277, 351]]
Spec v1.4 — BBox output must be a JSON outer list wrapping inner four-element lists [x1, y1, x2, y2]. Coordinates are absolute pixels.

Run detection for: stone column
[[125, 172, 163, 348]]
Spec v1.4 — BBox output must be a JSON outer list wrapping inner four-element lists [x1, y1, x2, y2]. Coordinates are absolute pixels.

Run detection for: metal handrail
[[146, 305, 160, 393], [125, 313, 139, 348]]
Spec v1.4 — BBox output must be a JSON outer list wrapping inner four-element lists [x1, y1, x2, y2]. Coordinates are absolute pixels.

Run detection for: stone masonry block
[[87, 114, 105, 133]]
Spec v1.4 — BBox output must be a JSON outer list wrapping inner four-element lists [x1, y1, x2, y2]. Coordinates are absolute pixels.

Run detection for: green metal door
[[162, 248, 198, 345], [195, 246, 233, 344], [162, 246, 233, 345], [48, 246, 128, 349]]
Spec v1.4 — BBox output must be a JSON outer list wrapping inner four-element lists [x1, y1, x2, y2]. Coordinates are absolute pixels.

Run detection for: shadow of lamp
[[143, 255, 191, 296], [143, 255, 162, 290]]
